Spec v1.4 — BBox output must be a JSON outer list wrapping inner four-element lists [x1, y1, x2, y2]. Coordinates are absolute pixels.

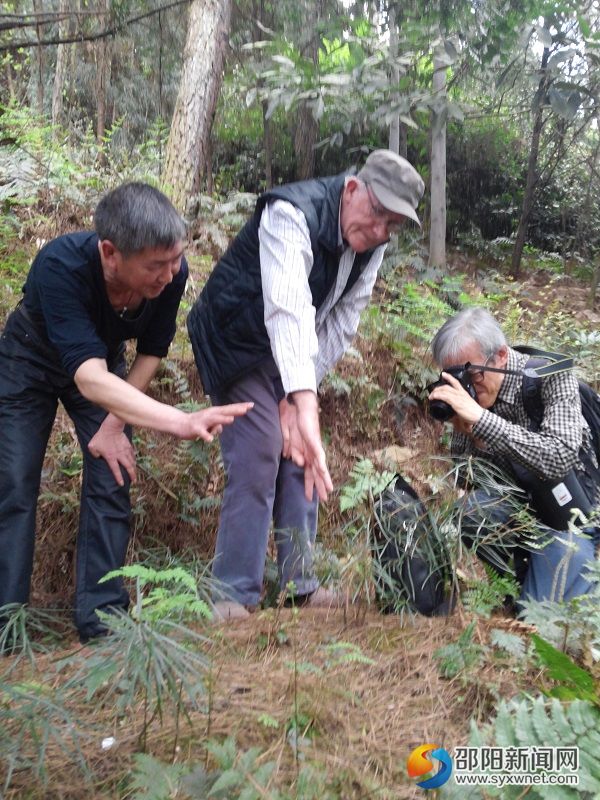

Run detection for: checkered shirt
[[450, 346, 595, 483]]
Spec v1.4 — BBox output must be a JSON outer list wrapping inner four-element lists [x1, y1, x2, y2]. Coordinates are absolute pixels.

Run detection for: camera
[[427, 365, 478, 421]]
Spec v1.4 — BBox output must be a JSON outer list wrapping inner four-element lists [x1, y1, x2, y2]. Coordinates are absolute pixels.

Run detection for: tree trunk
[[5, 61, 16, 100], [257, 0, 273, 189], [95, 0, 111, 143], [164, 0, 232, 211], [32, 0, 45, 114], [294, 109, 319, 180], [52, 0, 70, 127], [263, 99, 273, 189], [428, 52, 447, 268], [387, 4, 406, 158], [511, 44, 550, 278], [292, 0, 322, 180], [205, 136, 214, 194], [589, 257, 599, 310]]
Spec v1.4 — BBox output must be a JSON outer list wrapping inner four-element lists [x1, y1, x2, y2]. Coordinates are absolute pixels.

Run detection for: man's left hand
[[289, 390, 333, 502], [88, 413, 136, 486], [278, 397, 305, 466], [428, 372, 484, 426]]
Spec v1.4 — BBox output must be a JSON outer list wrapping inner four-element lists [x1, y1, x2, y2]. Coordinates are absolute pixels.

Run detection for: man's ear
[[497, 345, 509, 366], [98, 239, 121, 270], [343, 176, 361, 199]]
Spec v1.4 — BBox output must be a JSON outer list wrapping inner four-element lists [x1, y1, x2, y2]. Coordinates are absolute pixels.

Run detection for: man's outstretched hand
[[178, 402, 254, 441]]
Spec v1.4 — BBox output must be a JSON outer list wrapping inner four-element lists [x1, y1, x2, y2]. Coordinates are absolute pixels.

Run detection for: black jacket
[[187, 173, 375, 394]]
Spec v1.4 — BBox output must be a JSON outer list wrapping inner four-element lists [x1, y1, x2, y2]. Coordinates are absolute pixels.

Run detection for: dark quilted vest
[[187, 173, 375, 394]]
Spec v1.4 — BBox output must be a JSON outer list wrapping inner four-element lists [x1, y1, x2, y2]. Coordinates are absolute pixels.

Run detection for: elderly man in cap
[[188, 149, 425, 619]]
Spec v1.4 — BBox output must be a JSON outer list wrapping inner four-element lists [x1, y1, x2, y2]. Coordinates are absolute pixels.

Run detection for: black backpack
[[372, 474, 450, 616], [517, 345, 600, 470]]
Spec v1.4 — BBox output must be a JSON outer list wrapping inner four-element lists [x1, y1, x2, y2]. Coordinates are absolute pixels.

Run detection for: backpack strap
[[520, 357, 546, 431], [465, 345, 574, 381], [513, 345, 574, 377]]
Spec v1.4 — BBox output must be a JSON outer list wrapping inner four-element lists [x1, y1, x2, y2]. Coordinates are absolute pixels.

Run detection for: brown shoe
[[211, 600, 251, 623]]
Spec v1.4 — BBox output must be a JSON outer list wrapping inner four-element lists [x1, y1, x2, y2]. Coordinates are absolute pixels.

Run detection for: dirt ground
[[2, 604, 537, 799]]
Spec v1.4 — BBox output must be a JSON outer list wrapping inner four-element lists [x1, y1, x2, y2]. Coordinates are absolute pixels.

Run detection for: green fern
[[463, 565, 520, 619], [441, 697, 600, 798], [129, 753, 190, 800], [322, 641, 375, 667], [100, 563, 212, 623], [489, 629, 526, 659], [434, 621, 487, 679], [340, 459, 396, 512]]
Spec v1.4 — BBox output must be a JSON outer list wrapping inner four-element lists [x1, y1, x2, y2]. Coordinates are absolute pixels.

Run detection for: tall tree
[[95, 0, 112, 142], [164, 0, 232, 210], [292, 0, 323, 180], [51, 0, 71, 127], [387, 2, 403, 155], [32, 0, 45, 113], [510, 36, 550, 277], [429, 44, 447, 267]]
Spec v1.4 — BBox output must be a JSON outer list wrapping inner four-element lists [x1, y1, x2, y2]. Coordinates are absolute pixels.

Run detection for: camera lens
[[426, 376, 456, 422], [428, 399, 455, 421]]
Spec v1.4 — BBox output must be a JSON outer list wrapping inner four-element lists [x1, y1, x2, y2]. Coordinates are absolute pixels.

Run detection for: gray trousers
[[461, 489, 596, 603], [212, 363, 319, 605]]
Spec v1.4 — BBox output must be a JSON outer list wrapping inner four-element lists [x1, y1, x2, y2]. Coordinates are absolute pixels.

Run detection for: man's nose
[[163, 261, 180, 284]]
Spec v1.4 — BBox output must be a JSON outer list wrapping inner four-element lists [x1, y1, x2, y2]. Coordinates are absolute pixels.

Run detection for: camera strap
[[465, 345, 574, 379]]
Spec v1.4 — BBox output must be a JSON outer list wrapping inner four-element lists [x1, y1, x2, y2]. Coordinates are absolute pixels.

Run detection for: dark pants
[[0, 305, 131, 638]]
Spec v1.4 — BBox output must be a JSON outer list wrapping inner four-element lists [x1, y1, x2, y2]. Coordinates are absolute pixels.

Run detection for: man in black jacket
[[0, 182, 251, 641], [188, 150, 424, 619]]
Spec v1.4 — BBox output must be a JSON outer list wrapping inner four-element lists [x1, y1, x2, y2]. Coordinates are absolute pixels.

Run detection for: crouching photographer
[[429, 307, 598, 604]]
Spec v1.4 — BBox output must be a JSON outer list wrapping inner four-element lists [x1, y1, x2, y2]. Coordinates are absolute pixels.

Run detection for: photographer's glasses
[[463, 354, 494, 382]]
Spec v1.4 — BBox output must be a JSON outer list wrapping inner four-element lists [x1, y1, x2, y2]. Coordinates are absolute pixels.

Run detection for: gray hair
[[94, 182, 186, 256], [431, 307, 507, 365]]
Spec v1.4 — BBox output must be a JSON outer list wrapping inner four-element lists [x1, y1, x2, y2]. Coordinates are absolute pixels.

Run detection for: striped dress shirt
[[258, 198, 385, 395]]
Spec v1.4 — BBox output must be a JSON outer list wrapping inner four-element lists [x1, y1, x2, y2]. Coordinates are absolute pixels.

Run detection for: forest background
[[1, 1, 600, 799]]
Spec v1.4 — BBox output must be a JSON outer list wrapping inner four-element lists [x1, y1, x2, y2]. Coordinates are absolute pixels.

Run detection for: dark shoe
[[79, 627, 110, 645]]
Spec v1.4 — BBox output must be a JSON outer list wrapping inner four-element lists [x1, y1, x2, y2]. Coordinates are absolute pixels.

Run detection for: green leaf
[[578, 16, 591, 38], [548, 88, 577, 120], [493, 702, 516, 746], [532, 634, 596, 701], [536, 25, 553, 48], [272, 54, 295, 68], [515, 697, 537, 744], [320, 72, 351, 85], [257, 713, 280, 729], [130, 753, 188, 800], [208, 768, 242, 795]]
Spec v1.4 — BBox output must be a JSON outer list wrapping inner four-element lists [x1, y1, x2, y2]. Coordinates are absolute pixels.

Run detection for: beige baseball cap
[[357, 149, 425, 226]]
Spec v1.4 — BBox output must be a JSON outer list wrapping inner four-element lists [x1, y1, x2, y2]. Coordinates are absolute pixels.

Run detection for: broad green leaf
[[536, 25, 553, 48], [532, 634, 596, 699], [548, 88, 576, 120]]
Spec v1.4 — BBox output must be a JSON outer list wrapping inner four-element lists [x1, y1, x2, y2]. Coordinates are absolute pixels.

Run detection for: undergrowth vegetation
[[2, 148, 600, 797]]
